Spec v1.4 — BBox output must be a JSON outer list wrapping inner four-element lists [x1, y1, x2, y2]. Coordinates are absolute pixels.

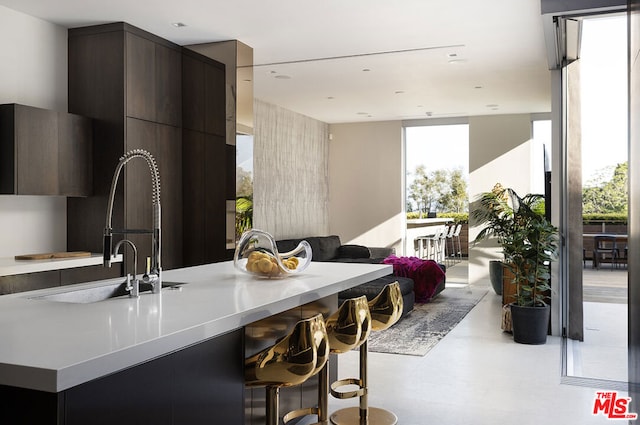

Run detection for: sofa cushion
[[339, 275, 414, 299], [337, 244, 371, 259], [317, 235, 342, 261], [276, 235, 342, 262]]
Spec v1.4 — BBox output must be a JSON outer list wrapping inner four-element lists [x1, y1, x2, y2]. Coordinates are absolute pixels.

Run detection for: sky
[[405, 124, 469, 179]]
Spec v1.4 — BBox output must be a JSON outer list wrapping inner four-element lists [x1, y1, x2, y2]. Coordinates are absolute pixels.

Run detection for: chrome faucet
[[113, 239, 139, 298], [103, 149, 162, 294]]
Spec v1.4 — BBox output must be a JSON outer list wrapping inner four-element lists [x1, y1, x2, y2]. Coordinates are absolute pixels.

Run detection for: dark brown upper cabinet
[[67, 22, 184, 271], [182, 49, 225, 136], [0, 103, 92, 196], [126, 32, 182, 127]]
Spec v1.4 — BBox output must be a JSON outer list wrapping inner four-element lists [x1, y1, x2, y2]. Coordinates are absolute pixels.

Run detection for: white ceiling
[[0, 0, 552, 124]]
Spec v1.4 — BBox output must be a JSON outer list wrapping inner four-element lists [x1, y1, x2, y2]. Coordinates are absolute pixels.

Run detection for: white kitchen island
[[0, 260, 391, 424]]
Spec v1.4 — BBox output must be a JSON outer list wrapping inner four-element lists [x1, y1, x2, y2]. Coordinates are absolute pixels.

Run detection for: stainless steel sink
[[30, 280, 186, 304]]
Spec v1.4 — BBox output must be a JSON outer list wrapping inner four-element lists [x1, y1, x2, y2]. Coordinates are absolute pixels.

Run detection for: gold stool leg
[[330, 283, 402, 425], [329, 340, 397, 425], [266, 386, 280, 425]]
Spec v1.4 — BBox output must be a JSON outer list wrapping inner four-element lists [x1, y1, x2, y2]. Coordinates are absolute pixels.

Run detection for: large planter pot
[[489, 260, 503, 295], [510, 303, 550, 345]]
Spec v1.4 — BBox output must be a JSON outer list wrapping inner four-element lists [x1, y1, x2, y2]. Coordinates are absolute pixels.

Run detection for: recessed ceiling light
[[327, 96, 334, 100], [474, 86, 483, 89], [274, 74, 291, 79], [172, 22, 187, 28], [362, 68, 371, 72], [395, 90, 405, 94]]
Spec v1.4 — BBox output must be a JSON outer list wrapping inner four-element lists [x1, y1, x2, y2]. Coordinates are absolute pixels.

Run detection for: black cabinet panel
[[172, 330, 244, 423], [64, 330, 243, 425], [0, 384, 63, 425], [65, 352, 174, 425]]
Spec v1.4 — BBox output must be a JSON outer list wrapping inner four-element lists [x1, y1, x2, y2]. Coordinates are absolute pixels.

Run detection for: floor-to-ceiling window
[[562, 13, 629, 389], [403, 122, 469, 257]]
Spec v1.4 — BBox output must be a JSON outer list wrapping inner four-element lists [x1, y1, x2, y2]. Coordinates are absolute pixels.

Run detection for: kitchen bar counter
[[0, 260, 391, 393]]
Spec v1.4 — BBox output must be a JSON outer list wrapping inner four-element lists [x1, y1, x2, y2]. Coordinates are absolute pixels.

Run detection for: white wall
[[328, 121, 404, 251], [468, 114, 538, 285], [0, 6, 68, 258]]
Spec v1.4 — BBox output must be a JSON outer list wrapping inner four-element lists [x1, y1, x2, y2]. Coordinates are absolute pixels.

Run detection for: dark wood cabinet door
[[205, 133, 227, 262], [156, 123, 183, 270], [126, 32, 156, 122], [156, 43, 182, 127], [204, 61, 226, 137], [182, 129, 206, 266], [15, 105, 59, 195], [125, 118, 183, 271], [126, 32, 182, 127], [182, 51, 206, 133], [183, 131, 229, 265], [0, 105, 92, 196], [0, 270, 60, 295], [58, 113, 93, 196]]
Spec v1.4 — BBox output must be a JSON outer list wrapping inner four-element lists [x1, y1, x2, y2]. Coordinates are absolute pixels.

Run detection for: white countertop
[[0, 254, 123, 276], [0, 261, 391, 393]]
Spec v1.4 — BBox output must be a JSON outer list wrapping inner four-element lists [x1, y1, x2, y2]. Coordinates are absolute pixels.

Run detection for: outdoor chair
[[593, 234, 619, 270]]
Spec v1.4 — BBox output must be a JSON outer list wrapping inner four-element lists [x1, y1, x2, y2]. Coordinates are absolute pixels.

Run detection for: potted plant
[[471, 183, 514, 295], [473, 185, 559, 344]]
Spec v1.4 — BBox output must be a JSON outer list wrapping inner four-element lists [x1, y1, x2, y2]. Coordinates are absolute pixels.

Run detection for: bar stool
[[452, 223, 463, 261], [245, 313, 329, 425], [285, 296, 371, 425], [330, 282, 403, 425], [426, 226, 445, 262]]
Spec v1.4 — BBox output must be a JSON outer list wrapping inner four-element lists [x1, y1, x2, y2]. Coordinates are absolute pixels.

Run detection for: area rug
[[367, 286, 488, 356]]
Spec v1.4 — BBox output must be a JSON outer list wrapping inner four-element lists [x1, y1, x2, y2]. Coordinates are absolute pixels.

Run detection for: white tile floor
[[567, 301, 628, 383], [328, 262, 630, 425]]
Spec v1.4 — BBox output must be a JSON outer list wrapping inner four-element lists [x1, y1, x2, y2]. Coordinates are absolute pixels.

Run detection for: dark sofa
[[276, 235, 446, 318]]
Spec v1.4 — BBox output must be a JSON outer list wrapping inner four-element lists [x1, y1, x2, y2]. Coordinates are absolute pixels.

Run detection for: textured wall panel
[[253, 100, 329, 239]]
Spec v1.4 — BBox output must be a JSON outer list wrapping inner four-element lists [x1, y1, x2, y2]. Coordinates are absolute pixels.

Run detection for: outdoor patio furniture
[[593, 234, 619, 270]]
